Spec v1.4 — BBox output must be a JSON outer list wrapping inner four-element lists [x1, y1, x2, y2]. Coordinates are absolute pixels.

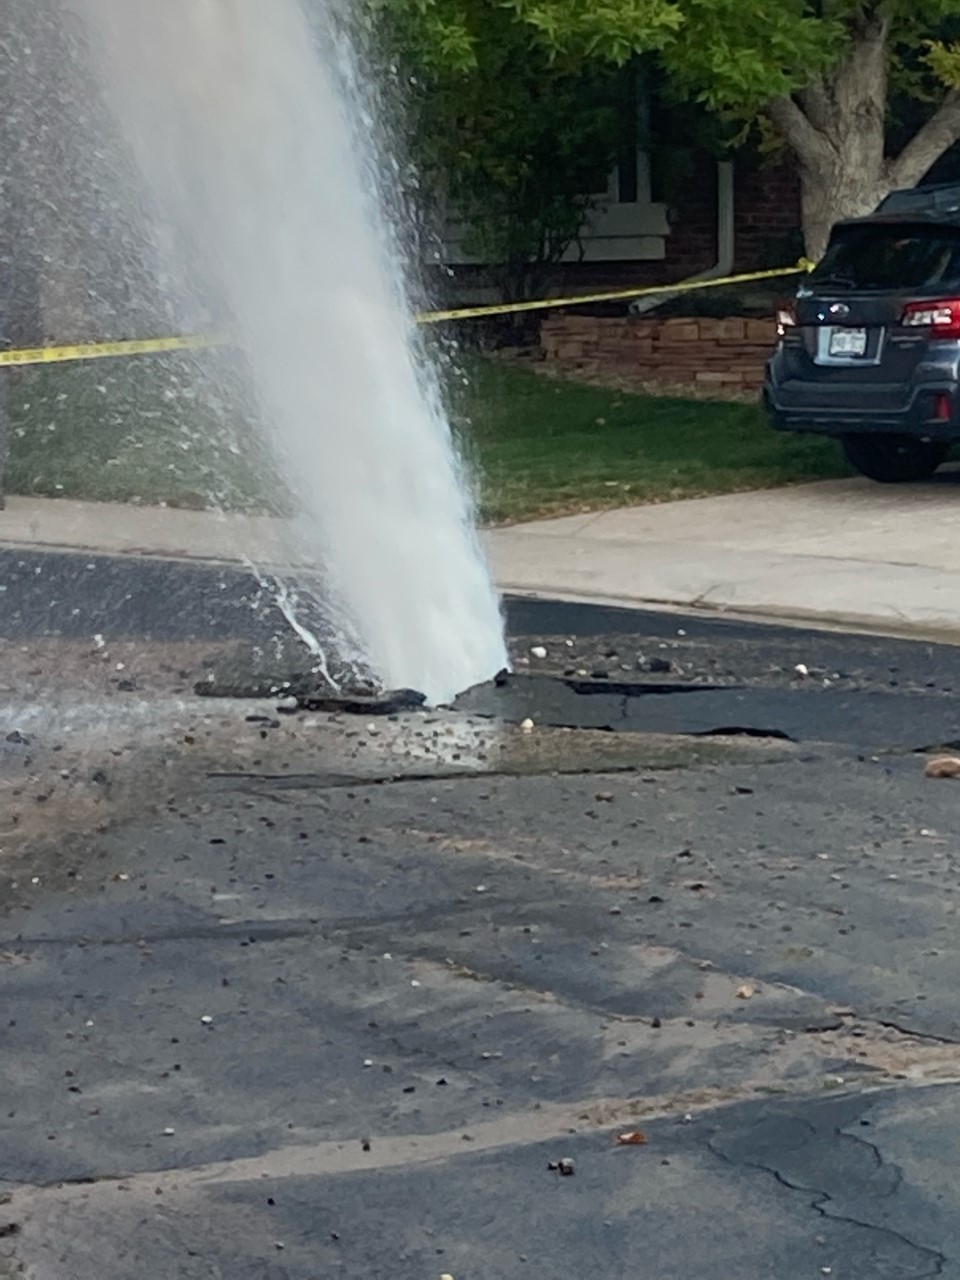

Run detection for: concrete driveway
[[488, 474, 960, 637]]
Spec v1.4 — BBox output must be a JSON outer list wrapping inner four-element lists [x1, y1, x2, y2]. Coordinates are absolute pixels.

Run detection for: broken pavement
[[3, 558, 960, 1277]]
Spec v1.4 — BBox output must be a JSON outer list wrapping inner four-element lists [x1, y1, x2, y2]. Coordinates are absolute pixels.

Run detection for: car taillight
[[901, 299, 960, 337], [776, 307, 796, 338]]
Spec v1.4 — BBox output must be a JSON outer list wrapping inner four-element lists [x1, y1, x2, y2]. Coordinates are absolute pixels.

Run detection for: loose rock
[[616, 1131, 647, 1146], [925, 756, 960, 779]]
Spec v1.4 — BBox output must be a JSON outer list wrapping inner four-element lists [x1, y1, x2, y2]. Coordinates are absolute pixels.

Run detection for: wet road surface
[[3, 549, 960, 1277]]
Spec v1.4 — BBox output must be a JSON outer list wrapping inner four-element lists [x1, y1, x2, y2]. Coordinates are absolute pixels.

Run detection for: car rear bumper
[[764, 356, 960, 440]]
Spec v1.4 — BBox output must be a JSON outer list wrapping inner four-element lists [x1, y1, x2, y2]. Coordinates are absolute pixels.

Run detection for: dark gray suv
[[765, 183, 960, 482]]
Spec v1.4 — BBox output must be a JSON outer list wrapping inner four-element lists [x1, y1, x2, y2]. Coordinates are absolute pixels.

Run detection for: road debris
[[616, 1131, 647, 1146], [925, 756, 960, 779]]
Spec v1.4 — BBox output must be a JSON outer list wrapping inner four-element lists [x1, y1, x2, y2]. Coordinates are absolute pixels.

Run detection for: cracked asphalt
[[4, 550, 960, 1277]]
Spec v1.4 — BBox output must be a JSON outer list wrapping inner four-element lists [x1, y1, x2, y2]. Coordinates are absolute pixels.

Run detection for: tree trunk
[[769, 16, 960, 261], [770, 15, 890, 261], [798, 148, 886, 263]]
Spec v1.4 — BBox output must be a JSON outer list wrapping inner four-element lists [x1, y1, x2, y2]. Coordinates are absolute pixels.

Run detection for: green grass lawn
[[3, 351, 849, 523], [459, 359, 849, 523], [3, 355, 276, 512]]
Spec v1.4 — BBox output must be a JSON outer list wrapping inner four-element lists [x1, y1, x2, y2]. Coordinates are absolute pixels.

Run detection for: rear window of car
[[812, 224, 960, 291]]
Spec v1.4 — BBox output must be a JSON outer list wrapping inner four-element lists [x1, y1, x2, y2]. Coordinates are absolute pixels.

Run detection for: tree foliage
[[367, 0, 681, 69], [369, 1, 636, 299], [370, 0, 960, 105], [425, 57, 626, 300], [369, 0, 960, 261]]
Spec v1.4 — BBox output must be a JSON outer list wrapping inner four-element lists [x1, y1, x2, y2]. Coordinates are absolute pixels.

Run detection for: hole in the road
[[196, 674, 427, 717], [459, 674, 794, 741], [196, 668, 797, 744]]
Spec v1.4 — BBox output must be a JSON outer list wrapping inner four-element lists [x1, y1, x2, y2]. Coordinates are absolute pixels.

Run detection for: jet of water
[[70, 0, 507, 704]]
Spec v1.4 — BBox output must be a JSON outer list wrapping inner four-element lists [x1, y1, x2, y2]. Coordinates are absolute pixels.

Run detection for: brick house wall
[[735, 161, 803, 269], [557, 152, 802, 293], [433, 148, 803, 310]]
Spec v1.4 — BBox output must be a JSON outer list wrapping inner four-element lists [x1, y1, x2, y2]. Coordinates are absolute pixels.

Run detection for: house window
[[574, 69, 668, 262], [439, 65, 670, 269]]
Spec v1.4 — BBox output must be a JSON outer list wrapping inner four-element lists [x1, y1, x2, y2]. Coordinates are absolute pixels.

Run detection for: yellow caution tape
[[415, 260, 815, 324], [0, 260, 815, 367], [0, 331, 224, 369]]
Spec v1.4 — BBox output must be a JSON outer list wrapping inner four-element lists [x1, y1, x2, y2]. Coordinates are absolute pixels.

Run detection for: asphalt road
[[3, 548, 960, 1278]]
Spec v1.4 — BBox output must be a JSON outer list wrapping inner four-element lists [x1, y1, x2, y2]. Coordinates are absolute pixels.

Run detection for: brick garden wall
[[539, 313, 779, 394]]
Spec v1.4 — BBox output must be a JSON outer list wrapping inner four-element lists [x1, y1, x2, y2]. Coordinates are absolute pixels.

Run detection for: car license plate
[[828, 326, 868, 357]]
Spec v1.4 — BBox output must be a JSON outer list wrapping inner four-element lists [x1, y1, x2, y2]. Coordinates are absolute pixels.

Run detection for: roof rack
[[876, 183, 960, 216]]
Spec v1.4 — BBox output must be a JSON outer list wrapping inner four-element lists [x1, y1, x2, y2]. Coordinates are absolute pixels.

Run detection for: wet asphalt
[[3, 548, 960, 1278]]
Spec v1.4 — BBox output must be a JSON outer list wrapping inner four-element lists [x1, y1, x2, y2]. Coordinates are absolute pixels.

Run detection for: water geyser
[[70, 0, 507, 704]]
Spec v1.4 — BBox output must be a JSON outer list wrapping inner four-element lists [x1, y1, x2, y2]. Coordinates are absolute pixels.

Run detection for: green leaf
[[926, 38, 960, 91]]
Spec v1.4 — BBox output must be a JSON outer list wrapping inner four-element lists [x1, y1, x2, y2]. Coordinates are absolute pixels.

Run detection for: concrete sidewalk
[[0, 494, 287, 564], [4, 479, 960, 637], [488, 475, 960, 637]]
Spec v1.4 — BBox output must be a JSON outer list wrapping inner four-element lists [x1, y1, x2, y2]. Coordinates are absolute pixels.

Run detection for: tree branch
[[888, 91, 960, 190], [797, 78, 833, 133], [767, 96, 833, 166], [851, 4, 889, 37]]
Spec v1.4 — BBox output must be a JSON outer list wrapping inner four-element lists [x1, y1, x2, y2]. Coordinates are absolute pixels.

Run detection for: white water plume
[[71, 0, 507, 703]]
